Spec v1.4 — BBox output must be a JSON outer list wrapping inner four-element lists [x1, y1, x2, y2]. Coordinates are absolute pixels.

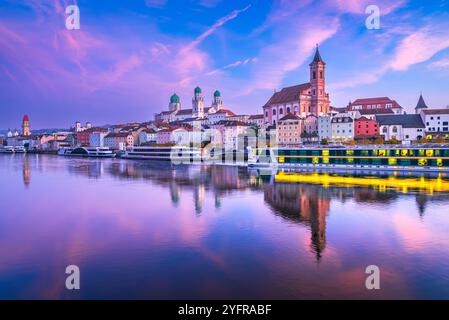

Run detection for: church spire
[[415, 92, 428, 112], [310, 44, 324, 65]]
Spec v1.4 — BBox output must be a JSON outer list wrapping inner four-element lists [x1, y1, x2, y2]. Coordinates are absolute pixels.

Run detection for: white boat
[[14, 146, 26, 153], [121, 146, 204, 163], [58, 147, 115, 158], [0, 146, 15, 153]]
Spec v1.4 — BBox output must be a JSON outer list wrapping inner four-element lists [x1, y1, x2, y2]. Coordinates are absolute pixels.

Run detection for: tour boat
[[13, 146, 26, 153], [58, 147, 116, 158], [248, 145, 449, 172], [121, 146, 204, 163], [0, 146, 15, 153]]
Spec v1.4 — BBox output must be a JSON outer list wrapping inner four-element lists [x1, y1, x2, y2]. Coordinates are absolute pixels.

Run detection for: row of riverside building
[[3, 47, 449, 151]]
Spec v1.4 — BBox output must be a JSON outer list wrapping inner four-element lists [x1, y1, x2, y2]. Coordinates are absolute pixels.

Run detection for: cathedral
[[155, 87, 228, 123], [263, 46, 331, 125]]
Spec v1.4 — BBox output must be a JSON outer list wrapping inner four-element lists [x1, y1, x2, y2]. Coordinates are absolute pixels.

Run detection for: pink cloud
[[388, 26, 449, 71], [241, 19, 340, 95], [331, 21, 449, 90], [428, 58, 449, 69]]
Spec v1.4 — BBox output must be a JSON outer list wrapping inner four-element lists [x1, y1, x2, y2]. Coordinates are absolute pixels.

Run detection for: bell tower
[[192, 86, 204, 118], [309, 45, 329, 116], [22, 115, 30, 136]]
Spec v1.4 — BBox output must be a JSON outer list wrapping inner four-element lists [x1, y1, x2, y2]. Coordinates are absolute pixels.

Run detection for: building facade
[[377, 114, 425, 142], [318, 115, 332, 141], [104, 132, 134, 149], [354, 116, 379, 141], [155, 88, 230, 123], [331, 116, 354, 142], [277, 113, 302, 146]]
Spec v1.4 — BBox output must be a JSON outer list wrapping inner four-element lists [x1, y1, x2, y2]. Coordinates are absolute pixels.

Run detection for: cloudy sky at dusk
[[1, 0, 449, 129]]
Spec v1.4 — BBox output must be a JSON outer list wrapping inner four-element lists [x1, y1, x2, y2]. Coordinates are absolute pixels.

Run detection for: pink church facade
[[263, 46, 331, 126]]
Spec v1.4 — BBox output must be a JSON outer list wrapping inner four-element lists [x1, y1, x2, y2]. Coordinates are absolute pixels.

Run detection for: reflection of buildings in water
[[210, 166, 250, 192], [23, 157, 30, 187], [169, 182, 180, 206], [80, 159, 449, 223], [352, 188, 398, 204], [193, 183, 205, 214], [414, 193, 449, 217], [263, 183, 330, 260], [214, 194, 221, 209], [415, 194, 428, 217], [67, 160, 104, 179]]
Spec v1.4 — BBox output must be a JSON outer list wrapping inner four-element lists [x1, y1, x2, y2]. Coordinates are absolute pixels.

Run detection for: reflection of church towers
[[23, 157, 30, 187], [211, 90, 223, 111], [193, 183, 205, 214], [192, 86, 204, 118], [415, 194, 428, 217], [264, 183, 330, 260], [169, 181, 180, 206]]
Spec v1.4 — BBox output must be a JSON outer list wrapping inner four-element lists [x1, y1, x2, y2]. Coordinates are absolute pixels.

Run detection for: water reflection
[[2, 155, 449, 299], [19, 157, 449, 260]]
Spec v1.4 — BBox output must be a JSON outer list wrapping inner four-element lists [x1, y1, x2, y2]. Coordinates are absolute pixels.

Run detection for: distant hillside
[[0, 128, 69, 136]]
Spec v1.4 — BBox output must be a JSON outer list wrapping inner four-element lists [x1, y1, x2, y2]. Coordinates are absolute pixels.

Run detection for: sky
[[1, 0, 449, 129]]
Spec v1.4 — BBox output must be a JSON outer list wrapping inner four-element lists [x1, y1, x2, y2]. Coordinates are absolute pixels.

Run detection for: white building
[[318, 115, 332, 141], [331, 116, 354, 142], [248, 114, 265, 128], [90, 132, 107, 147], [377, 114, 425, 142], [138, 129, 157, 145], [104, 132, 134, 150], [421, 109, 449, 134], [74, 121, 92, 133]]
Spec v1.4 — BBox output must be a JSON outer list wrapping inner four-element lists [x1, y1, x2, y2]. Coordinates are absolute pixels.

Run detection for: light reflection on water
[[0, 154, 449, 299]]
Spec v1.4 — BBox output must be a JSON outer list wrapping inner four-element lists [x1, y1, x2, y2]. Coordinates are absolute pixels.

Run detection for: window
[[273, 109, 276, 116], [312, 89, 316, 96], [392, 126, 398, 133], [313, 71, 316, 79], [320, 70, 323, 79], [280, 108, 283, 115], [287, 107, 290, 113]]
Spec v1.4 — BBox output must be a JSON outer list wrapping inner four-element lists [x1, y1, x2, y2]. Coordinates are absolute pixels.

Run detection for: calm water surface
[[0, 154, 449, 299]]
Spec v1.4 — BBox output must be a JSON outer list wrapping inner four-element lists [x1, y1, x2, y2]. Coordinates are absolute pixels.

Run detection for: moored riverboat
[[249, 145, 449, 172]]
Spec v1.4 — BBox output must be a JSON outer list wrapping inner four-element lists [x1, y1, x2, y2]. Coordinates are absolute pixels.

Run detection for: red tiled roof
[[105, 132, 132, 138], [349, 97, 402, 109], [264, 83, 311, 107], [358, 109, 394, 115], [279, 113, 300, 121], [215, 108, 235, 116], [248, 114, 264, 119], [421, 109, 449, 115], [355, 116, 377, 122], [175, 109, 193, 115]]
